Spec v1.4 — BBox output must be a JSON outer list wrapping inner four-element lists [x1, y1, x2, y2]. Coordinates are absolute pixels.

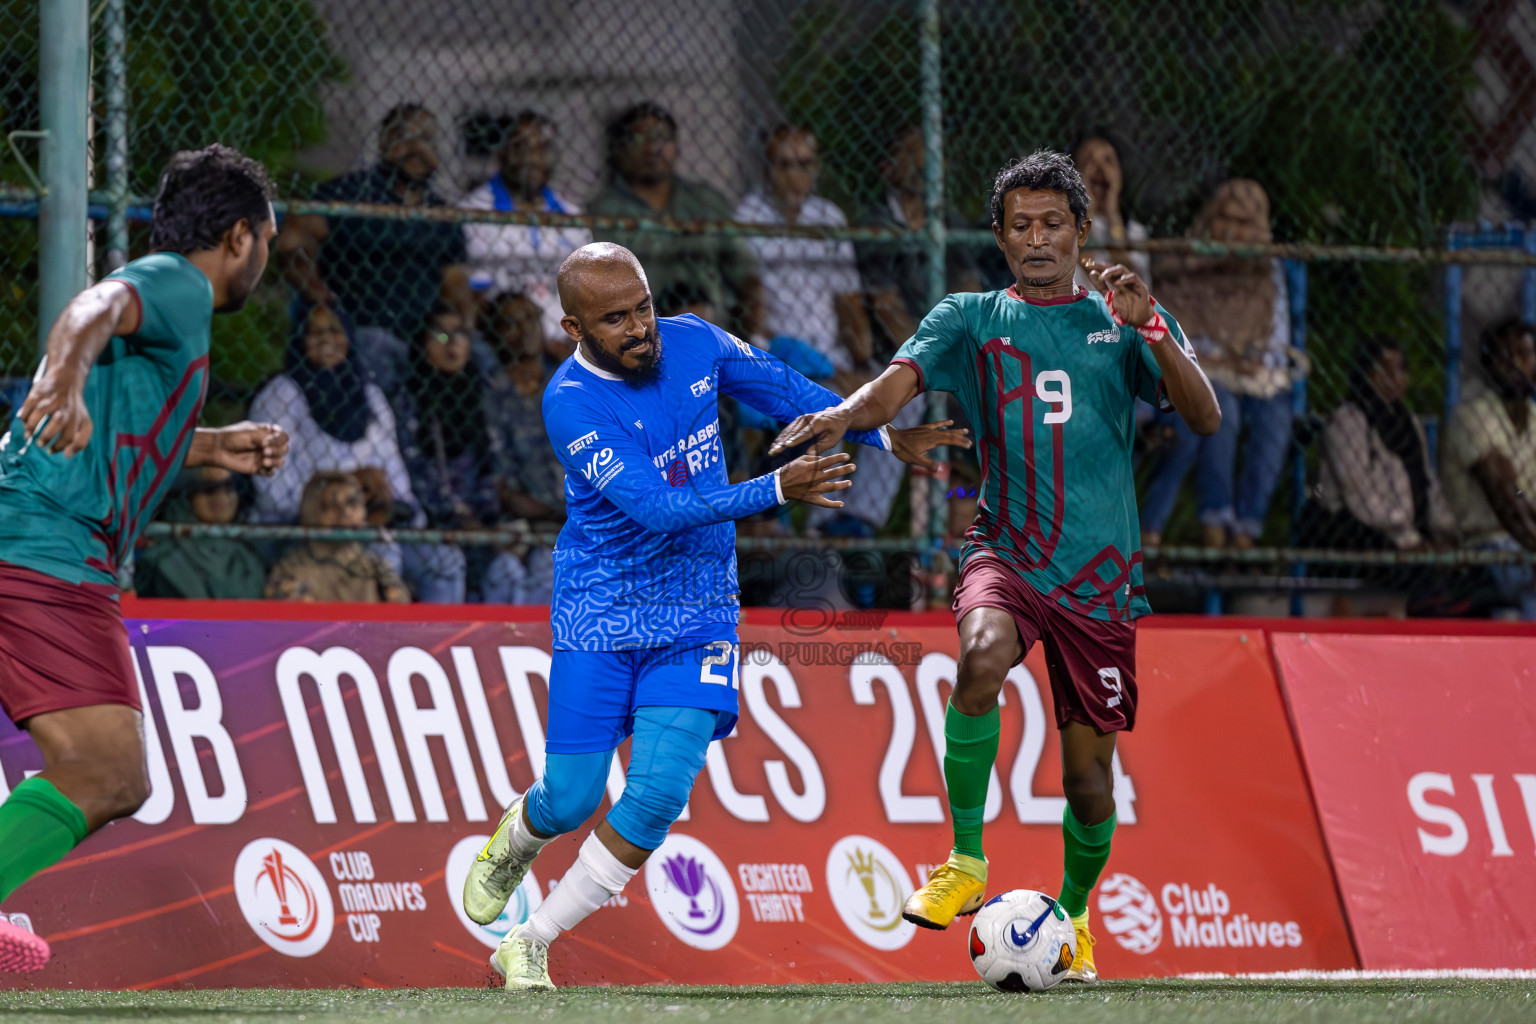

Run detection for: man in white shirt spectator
[[1442, 317, 1536, 617], [460, 111, 591, 346], [733, 125, 871, 383]]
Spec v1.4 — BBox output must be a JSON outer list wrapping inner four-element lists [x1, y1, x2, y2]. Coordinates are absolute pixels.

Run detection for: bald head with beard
[[557, 242, 661, 384]]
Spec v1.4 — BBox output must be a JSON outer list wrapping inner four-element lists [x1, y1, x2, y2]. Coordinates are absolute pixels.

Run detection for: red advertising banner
[[1272, 631, 1536, 969], [0, 605, 1354, 989]]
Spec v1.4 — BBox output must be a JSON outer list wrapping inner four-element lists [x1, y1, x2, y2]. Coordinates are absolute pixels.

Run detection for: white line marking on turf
[[1180, 969, 1536, 980]]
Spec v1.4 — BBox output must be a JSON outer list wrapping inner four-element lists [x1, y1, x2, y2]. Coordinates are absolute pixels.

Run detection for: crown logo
[[848, 848, 884, 919]]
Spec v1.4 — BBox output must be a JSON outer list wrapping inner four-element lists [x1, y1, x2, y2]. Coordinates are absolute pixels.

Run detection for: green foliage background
[[0, 0, 345, 392]]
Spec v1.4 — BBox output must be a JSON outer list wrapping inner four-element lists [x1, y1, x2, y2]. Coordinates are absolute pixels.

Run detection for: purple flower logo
[[660, 854, 725, 934], [644, 835, 739, 950]]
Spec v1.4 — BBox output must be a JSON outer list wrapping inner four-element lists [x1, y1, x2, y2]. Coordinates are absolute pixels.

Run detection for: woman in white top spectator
[[249, 303, 465, 602]]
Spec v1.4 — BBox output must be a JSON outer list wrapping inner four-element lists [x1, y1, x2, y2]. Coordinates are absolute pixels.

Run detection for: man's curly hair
[[149, 144, 276, 254], [990, 149, 1090, 228]]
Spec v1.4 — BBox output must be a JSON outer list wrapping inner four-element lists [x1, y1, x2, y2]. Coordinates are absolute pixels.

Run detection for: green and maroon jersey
[[894, 286, 1196, 621], [0, 253, 212, 588]]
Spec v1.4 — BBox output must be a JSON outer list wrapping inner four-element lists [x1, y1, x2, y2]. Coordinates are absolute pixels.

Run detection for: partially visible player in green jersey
[[0, 145, 289, 972], [772, 150, 1220, 983]]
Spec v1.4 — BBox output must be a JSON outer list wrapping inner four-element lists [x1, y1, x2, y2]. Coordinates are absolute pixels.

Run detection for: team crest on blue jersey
[[667, 459, 688, 487]]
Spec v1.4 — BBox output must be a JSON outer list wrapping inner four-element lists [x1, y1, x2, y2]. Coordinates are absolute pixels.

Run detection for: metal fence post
[[1285, 258, 1308, 617], [1522, 224, 1536, 325], [37, 0, 91, 353], [1443, 232, 1464, 431], [103, 0, 129, 273], [919, 0, 947, 550]]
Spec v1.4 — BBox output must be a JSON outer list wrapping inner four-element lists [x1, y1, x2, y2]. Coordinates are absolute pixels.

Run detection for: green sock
[[1057, 806, 1116, 918], [0, 778, 89, 903], [943, 702, 999, 860]]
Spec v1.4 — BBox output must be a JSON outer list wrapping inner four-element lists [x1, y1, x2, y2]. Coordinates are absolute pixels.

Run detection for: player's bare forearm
[[1152, 341, 1221, 435], [18, 280, 141, 455], [769, 362, 921, 456], [187, 423, 290, 476], [845, 363, 922, 430]]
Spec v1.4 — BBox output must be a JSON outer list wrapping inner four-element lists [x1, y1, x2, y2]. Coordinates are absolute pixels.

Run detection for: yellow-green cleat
[[901, 852, 987, 930], [489, 923, 554, 991], [463, 797, 536, 926]]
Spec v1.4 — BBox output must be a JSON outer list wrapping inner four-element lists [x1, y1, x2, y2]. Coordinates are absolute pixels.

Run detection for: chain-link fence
[[3, 0, 1536, 614]]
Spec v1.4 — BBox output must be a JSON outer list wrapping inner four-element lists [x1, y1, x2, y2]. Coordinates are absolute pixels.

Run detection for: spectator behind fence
[[1141, 179, 1295, 549], [482, 292, 562, 604], [460, 110, 591, 346], [857, 124, 982, 358], [733, 125, 870, 380], [1442, 318, 1536, 618], [266, 471, 410, 603], [134, 468, 267, 600], [249, 303, 467, 602], [588, 101, 764, 336], [277, 103, 473, 391], [1072, 134, 1151, 291], [1301, 337, 1455, 550], [397, 303, 498, 529]]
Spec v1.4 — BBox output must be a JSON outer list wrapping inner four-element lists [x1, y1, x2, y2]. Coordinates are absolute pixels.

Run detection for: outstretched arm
[[768, 361, 923, 457], [17, 280, 142, 457], [548, 401, 856, 534], [713, 329, 894, 451]]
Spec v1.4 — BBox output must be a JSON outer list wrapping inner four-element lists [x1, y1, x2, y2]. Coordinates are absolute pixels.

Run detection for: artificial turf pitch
[[1, 980, 1533, 1024]]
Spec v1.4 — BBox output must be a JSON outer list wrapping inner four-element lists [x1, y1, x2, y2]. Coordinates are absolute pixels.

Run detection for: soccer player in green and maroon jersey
[[0, 145, 290, 972], [771, 150, 1220, 982]]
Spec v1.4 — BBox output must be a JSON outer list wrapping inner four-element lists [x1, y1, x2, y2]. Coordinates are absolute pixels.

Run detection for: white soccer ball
[[967, 889, 1076, 992]]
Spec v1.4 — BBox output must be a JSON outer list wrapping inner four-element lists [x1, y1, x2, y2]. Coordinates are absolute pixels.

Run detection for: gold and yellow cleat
[[900, 853, 987, 930], [1062, 914, 1098, 983]]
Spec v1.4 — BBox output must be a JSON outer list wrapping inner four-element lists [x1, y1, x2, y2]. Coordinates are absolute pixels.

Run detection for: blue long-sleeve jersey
[[543, 314, 891, 649]]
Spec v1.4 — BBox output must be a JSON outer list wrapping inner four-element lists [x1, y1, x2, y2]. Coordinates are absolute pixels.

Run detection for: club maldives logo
[[233, 838, 334, 957], [824, 835, 915, 950], [644, 834, 739, 951], [1098, 872, 1163, 954], [444, 836, 543, 950]]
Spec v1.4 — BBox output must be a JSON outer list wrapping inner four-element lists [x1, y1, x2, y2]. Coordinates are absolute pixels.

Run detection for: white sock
[[521, 832, 637, 946], [508, 800, 553, 862]]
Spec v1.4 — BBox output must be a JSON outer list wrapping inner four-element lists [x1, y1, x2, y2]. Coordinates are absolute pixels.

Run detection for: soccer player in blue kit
[[464, 243, 966, 989]]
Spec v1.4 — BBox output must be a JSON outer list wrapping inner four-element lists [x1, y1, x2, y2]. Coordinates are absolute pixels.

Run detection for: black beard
[[582, 327, 662, 386], [216, 247, 264, 313]]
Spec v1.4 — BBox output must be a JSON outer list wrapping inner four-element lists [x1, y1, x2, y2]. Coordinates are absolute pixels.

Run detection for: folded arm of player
[[16, 279, 143, 457], [185, 422, 291, 477], [1087, 261, 1222, 436]]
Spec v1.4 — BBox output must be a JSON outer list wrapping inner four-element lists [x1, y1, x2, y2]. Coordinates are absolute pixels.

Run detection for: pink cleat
[[0, 917, 49, 972]]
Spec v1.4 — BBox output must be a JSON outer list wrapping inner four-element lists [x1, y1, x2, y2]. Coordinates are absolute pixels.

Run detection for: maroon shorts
[[952, 556, 1137, 733], [0, 561, 139, 725]]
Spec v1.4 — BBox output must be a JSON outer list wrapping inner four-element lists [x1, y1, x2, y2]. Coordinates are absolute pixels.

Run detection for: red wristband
[[1105, 291, 1169, 344]]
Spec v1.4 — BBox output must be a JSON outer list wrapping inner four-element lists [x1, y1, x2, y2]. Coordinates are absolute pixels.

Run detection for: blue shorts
[[546, 636, 740, 754]]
